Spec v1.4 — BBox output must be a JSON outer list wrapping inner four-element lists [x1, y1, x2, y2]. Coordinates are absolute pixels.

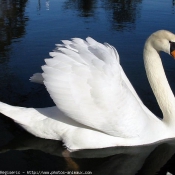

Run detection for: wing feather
[[42, 37, 149, 138]]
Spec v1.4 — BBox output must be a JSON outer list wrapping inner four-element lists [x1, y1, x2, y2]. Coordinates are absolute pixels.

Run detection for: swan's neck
[[144, 43, 175, 124]]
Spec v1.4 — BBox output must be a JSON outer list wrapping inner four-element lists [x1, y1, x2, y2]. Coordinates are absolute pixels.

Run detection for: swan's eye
[[169, 41, 175, 58]]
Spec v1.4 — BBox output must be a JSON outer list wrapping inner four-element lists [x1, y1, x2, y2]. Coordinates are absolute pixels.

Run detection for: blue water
[[0, 0, 175, 174]]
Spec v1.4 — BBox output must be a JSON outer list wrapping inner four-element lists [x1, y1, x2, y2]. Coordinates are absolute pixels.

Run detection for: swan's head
[[146, 30, 175, 58]]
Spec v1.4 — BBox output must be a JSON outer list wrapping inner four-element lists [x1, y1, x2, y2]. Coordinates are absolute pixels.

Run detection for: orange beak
[[171, 50, 175, 58]]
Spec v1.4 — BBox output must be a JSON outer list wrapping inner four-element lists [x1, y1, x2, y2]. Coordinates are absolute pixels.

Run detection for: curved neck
[[144, 42, 175, 124]]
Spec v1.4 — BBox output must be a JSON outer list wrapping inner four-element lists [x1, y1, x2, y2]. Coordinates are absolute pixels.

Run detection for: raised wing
[[42, 37, 149, 138]]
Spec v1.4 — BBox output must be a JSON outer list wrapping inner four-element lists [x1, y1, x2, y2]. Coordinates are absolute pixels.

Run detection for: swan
[[0, 30, 175, 151]]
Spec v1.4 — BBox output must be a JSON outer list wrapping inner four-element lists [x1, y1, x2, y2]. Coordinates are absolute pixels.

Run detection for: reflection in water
[[46, 0, 50, 10], [0, 0, 28, 61], [64, 0, 97, 17], [102, 0, 142, 31], [63, 0, 142, 31], [37, 0, 41, 11], [0, 134, 175, 174], [37, 0, 50, 11], [173, 0, 175, 6], [172, 0, 175, 14], [0, 0, 30, 106]]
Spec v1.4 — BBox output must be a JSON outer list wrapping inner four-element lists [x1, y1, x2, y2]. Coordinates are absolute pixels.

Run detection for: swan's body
[[1, 30, 175, 151]]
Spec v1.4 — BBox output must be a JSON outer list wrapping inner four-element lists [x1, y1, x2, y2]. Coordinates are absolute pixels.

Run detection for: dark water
[[0, 0, 175, 174]]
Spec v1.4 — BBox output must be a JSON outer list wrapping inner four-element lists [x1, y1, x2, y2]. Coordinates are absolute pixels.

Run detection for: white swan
[[1, 30, 175, 151]]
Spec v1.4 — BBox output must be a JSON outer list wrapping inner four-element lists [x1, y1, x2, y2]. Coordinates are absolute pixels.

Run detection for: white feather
[[42, 37, 149, 138]]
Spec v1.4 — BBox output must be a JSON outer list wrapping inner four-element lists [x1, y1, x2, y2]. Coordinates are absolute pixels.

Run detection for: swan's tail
[[0, 102, 33, 125], [0, 101, 42, 126], [0, 102, 63, 140]]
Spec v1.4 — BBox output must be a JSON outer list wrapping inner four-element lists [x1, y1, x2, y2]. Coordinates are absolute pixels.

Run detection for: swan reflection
[[0, 134, 175, 175]]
